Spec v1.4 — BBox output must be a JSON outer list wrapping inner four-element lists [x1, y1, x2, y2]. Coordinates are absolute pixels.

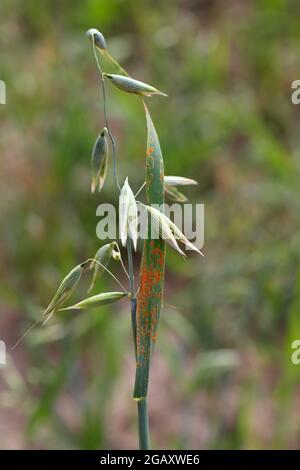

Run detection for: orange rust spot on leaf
[[147, 145, 155, 156]]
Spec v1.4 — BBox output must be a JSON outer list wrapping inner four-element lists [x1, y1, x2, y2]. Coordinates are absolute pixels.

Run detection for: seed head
[[104, 74, 167, 97], [91, 127, 109, 193], [43, 262, 88, 317], [119, 178, 138, 250], [60, 292, 128, 310], [86, 28, 107, 50], [88, 242, 115, 292], [112, 250, 121, 261]]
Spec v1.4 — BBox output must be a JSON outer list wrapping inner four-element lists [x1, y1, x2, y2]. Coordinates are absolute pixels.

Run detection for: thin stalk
[[130, 296, 137, 361], [12, 316, 45, 350], [119, 254, 130, 279], [126, 238, 135, 295], [134, 181, 146, 198], [127, 239, 137, 355], [101, 76, 121, 192], [113, 242, 130, 279], [138, 399, 150, 450], [103, 50, 130, 77], [92, 40, 121, 192], [86, 258, 127, 292]]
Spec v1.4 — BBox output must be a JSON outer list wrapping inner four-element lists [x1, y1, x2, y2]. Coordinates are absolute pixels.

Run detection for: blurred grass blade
[[60, 292, 128, 310], [189, 350, 240, 390], [88, 242, 115, 292], [133, 101, 166, 400], [105, 74, 167, 97]]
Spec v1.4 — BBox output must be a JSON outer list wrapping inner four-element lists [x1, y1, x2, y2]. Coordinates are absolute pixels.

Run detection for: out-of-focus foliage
[[1, 0, 300, 449]]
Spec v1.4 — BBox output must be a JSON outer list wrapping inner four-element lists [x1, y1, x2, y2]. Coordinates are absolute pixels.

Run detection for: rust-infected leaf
[[133, 101, 166, 400]]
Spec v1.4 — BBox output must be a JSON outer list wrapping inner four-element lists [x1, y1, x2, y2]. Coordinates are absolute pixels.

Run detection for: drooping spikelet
[[43, 261, 89, 318], [105, 74, 167, 97], [86, 28, 107, 51], [88, 242, 115, 292], [60, 292, 128, 310], [91, 127, 108, 193]]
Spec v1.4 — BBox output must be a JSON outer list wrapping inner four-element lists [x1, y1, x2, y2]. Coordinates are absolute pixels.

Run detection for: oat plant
[[18, 29, 202, 450]]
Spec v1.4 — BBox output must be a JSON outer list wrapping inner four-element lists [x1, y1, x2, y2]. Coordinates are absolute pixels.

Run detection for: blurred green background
[[1, 0, 300, 449]]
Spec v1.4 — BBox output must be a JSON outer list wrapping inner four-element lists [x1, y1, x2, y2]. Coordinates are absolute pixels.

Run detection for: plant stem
[[126, 238, 135, 295], [127, 240, 149, 449], [92, 43, 150, 450], [138, 399, 150, 449], [127, 239, 137, 358]]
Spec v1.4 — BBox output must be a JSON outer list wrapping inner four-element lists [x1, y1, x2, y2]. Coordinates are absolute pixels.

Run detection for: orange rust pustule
[[136, 240, 165, 364], [147, 145, 155, 156]]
